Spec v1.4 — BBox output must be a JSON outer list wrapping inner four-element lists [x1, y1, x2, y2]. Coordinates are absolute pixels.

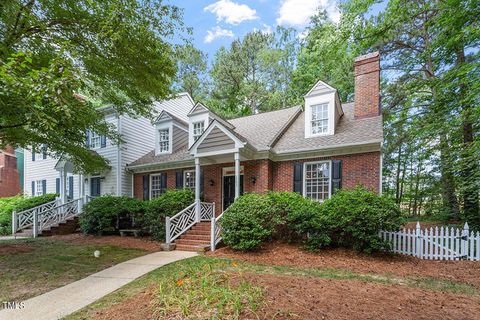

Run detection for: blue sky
[[169, 0, 342, 63]]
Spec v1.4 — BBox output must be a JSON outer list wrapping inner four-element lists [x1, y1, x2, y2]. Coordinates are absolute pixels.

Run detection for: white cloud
[[204, 26, 235, 43], [276, 0, 340, 27], [204, 0, 259, 25]]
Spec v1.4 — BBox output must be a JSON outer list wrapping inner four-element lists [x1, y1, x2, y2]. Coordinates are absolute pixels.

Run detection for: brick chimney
[[354, 52, 380, 119]]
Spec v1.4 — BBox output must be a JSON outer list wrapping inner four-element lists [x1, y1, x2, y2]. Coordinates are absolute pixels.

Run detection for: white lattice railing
[[200, 202, 215, 221], [12, 199, 59, 234], [166, 200, 215, 244], [12, 197, 84, 237]]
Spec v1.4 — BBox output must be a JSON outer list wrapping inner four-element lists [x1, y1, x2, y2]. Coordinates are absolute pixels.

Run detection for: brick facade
[[0, 146, 21, 197], [354, 52, 380, 119], [133, 152, 380, 215]]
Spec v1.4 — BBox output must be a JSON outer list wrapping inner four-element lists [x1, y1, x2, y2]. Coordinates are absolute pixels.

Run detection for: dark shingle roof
[[128, 147, 193, 167], [227, 106, 302, 151], [272, 102, 383, 153]]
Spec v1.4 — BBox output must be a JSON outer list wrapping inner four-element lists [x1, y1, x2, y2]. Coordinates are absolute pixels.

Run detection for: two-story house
[[23, 93, 195, 200]]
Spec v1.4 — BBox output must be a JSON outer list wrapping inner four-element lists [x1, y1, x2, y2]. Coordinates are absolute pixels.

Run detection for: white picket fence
[[380, 222, 480, 261]]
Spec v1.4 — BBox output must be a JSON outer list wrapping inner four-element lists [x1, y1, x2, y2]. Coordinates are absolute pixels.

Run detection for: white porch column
[[78, 174, 84, 212], [234, 152, 240, 199], [195, 157, 201, 222], [61, 169, 67, 204]]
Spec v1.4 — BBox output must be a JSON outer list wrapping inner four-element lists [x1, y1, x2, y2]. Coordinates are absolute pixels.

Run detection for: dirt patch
[[0, 243, 33, 255], [209, 242, 480, 289], [90, 287, 156, 320], [51, 233, 161, 252], [247, 273, 480, 320]]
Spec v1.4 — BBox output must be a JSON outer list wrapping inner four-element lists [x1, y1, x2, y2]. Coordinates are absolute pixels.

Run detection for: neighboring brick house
[[127, 52, 383, 217], [0, 145, 21, 197]]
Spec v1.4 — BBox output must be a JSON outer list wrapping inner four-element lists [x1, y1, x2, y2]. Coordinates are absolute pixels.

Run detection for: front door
[[223, 175, 243, 211], [90, 177, 101, 197]]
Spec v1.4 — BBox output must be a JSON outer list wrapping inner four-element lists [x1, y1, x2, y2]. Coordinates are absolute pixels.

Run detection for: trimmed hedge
[[220, 187, 403, 253], [80, 196, 145, 235], [145, 189, 195, 241], [0, 194, 58, 235]]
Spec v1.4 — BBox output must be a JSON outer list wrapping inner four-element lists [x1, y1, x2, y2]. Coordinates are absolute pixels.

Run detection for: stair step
[[180, 234, 210, 241], [175, 239, 210, 246], [176, 244, 210, 252], [185, 230, 210, 236]]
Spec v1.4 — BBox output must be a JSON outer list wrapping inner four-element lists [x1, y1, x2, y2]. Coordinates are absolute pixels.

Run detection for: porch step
[[13, 217, 79, 237], [174, 221, 213, 252]]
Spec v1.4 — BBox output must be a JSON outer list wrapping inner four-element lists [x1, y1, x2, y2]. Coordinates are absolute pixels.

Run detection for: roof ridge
[[228, 105, 302, 122]]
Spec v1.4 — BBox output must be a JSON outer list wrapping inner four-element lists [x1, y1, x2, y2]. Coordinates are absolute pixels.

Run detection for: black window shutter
[[331, 160, 342, 194], [160, 173, 167, 194], [31, 181, 35, 196], [100, 135, 107, 148], [293, 162, 303, 194], [68, 176, 74, 198], [175, 170, 183, 189], [32, 149, 36, 161], [42, 144, 47, 159], [85, 130, 90, 147], [42, 180, 47, 195], [142, 175, 149, 200], [56, 178, 60, 194]]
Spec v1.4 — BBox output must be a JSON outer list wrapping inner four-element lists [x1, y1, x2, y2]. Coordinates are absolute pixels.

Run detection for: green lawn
[[66, 256, 480, 320], [0, 238, 148, 302]]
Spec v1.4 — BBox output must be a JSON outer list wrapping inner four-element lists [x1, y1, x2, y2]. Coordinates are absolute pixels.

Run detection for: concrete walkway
[[0, 250, 197, 320]]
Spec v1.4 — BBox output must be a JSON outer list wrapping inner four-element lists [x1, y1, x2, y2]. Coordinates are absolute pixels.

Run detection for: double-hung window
[[89, 131, 102, 149], [311, 104, 329, 135], [158, 129, 170, 153], [304, 161, 330, 201], [35, 180, 44, 196], [183, 170, 196, 190], [150, 174, 166, 199], [193, 121, 205, 141]]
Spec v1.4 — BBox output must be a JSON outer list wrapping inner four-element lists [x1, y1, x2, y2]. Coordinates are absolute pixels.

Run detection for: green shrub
[[80, 196, 145, 235], [319, 187, 404, 253], [145, 189, 195, 241], [0, 194, 58, 235], [220, 194, 278, 251]]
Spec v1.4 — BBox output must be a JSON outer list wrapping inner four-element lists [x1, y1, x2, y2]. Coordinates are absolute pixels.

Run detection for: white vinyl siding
[[304, 161, 331, 201], [311, 104, 329, 135], [158, 129, 170, 153], [183, 170, 195, 190]]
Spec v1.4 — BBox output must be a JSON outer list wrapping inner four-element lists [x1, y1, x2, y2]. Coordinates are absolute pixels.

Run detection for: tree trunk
[[439, 135, 460, 219], [456, 47, 479, 222]]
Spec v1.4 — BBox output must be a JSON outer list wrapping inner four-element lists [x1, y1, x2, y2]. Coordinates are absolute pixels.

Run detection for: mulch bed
[[247, 273, 480, 320], [209, 242, 480, 289], [51, 233, 162, 252]]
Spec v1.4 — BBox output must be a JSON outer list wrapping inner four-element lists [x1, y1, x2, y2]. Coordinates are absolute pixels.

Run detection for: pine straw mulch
[[208, 242, 480, 290]]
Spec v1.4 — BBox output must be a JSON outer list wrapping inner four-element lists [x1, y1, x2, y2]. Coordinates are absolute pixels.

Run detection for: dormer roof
[[154, 110, 188, 127]]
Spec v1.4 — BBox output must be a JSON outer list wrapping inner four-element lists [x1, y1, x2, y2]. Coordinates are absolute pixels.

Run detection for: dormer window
[[193, 121, 205, 141], [311, 104, 329, 135], [158, 129, 170, 153]]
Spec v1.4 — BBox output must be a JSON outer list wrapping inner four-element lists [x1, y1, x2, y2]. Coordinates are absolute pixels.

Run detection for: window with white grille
[[183, 170, 195, 190], [304, 161, 330, 201], [311, 104, 329, 135], [150, 174, 165, 198], [89, 131, 102, 149], [35, 180, 44, 196], [158, 129, 170, 153], [193, 121, 205, 141]]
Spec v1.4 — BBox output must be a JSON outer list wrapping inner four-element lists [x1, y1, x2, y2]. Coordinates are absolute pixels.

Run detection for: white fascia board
[[189, 120, 246, 156]]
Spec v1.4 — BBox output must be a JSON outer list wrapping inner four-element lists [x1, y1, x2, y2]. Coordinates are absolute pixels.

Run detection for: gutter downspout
[[116, 115, 122, 196]]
